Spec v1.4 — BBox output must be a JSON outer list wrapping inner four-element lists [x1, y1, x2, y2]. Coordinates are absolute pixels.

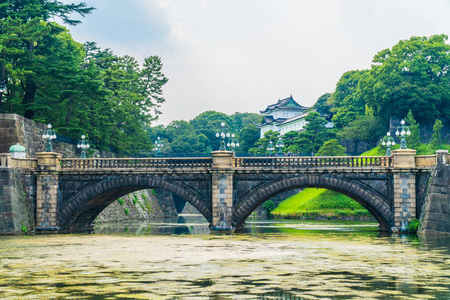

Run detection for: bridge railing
[[233, 156, 393, 168], [0, 154, 11, 168], [60, 157, 213, 170], [415, 155, 437, 167]]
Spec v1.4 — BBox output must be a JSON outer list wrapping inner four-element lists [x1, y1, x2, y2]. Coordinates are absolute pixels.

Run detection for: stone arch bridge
[[0, 149, 444, 233]]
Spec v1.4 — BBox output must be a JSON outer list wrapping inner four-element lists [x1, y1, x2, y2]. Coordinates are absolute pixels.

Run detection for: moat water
[[0, 215, 449, 299]]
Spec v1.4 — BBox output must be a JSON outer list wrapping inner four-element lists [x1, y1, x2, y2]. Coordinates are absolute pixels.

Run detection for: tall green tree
[[230, 112, 261, 132], [293, 112, 335, 155], [430, 119, 443, 149], [0, 0, 93, 118], [330, 70, 368, 129], [237, 124, 259, 154], [249, 130, 280, 156], [189, 111, 234, 151], [360, 35, 450, 123], [313, 93, 332, 115], [336, 115, 385, 148]]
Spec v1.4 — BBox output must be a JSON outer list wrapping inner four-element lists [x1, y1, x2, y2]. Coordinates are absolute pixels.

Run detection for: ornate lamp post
[[381, 132, 395, 156], [77, 135, 90, 158], [215, 122, 231, 151], [42, 123, 57, 152], [266, 140, 275, 156], [395, 119, 411, 149], [226, 135, 239, 152], [153, 136, 163, 157], [275, 137, 285, 157]]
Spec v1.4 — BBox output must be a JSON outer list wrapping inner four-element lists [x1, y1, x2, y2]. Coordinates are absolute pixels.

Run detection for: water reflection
[[0, 216, 448, 299], [94, 214, 211, 235]]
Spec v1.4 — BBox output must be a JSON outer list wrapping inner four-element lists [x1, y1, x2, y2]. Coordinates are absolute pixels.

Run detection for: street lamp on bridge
[[42, 123, 57, 152], [153, 136, 163, 157], [381, 132, 395, 156], [395, 119, 411, 149], [77, 135, 90, 158], [215, 122, 231, 151], [267, 140, 275, 156], [226, 136, 239, 153], [275, 137, 285, 157]]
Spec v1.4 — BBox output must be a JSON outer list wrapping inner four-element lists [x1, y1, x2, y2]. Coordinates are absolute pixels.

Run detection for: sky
[[64, 0, 450, 125]]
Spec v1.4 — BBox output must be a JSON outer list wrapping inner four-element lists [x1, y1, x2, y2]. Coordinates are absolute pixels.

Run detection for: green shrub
[[124, 208, 130, 215], [408, 218, 420, 233], [144, 200, 153, 213], [262, 200, 276, 215], [117, 198, 124, 206], [21, 222, 28, 234]]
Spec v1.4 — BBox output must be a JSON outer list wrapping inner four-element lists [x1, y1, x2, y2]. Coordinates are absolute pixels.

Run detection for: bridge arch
[[59, 175, 211, 231], [233, 174, 393, 231]]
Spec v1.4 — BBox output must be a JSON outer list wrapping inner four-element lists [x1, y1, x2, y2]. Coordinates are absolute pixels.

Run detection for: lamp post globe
[[381, 131, 395, 156], [42, 123, 57, 152], [395, 119, 411, 149], [77, 135, 90, 158], [266, 140, 275, 156], [275, 137, 285, 157], [153, 136, 163, 157], [215, 122, 238, 152]]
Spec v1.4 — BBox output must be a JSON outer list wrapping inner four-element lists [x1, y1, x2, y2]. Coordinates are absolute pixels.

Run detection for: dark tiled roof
[[260, 95, 308, 114], [261, 115, 287, 126]]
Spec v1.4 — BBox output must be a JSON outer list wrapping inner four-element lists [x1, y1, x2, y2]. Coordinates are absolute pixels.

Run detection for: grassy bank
[[271, 188, 373, 220], [362, 144, 450, 156]]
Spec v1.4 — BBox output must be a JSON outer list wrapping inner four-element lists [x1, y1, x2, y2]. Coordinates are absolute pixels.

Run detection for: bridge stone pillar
[[436, 150, 448, 165], [35, 152, 62, 232], [210, 151, 234, 231], [392, 149, 416, 231]]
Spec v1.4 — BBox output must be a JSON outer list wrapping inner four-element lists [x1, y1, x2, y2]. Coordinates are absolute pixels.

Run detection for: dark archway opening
[[59, 176, 212, 232], [233, 176, 393, 232]]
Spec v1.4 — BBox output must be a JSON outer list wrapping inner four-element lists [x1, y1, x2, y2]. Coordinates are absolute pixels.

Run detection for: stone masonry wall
[[0, 114, 115, 158], [96, 189, 165, 223], [0, 169, 34, 234], [419, 165, 450, 234]]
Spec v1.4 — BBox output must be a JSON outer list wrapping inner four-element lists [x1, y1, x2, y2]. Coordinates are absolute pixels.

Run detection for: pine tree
[[405, 110, 421, 150], [430, 119, 443, 150]]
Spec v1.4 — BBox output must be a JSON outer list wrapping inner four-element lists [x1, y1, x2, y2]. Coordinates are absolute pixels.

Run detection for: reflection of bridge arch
[[59, 176, 211, 230], [233, 175, 393, 231]]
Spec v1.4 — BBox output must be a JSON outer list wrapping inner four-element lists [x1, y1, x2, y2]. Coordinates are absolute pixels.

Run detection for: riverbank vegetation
[[271, 188, 373, 220]]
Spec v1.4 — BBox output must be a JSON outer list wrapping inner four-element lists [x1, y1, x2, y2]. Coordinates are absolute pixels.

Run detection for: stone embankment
[[419, 163, 450, 235], [0, 169, 34, 234], [96, 189, 164, 223]]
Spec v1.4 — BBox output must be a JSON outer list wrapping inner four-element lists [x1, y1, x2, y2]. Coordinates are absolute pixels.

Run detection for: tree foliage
[[431, 119, 443, 149], [336, 115, 385, 148], [294, 112, 335, 155], [316, 139, 347, 156], [404, 110, 421, 150], [0, 2, 168, 155], [360, 34, 450, 123], [146, 110, 260, 156], [330, 70, 368, 129]]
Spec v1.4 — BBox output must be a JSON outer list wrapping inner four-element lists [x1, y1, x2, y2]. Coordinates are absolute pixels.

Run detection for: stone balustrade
[[234, 156, 393, 168], [60, 157, 213, 170]]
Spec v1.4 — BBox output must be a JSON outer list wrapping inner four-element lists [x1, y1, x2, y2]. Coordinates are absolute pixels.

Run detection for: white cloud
[[67, 0, 450, 125]]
